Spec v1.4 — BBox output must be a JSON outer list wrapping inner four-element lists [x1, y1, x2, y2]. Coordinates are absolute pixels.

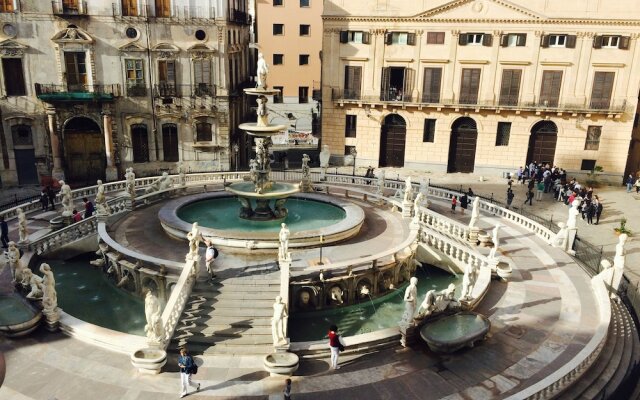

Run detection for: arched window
[[162, 123, 179, 162], [131, 124, 149, 163], [196, 121, 212, 142]]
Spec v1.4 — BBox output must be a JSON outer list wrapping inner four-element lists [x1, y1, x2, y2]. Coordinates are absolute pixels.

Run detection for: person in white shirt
[[203, 238, 218, 280]]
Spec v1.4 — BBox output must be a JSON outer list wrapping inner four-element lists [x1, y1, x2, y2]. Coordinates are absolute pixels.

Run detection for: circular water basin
[[420, 312, 491, 353], [289, 267, 461, 342], [40, 253, 145, 335]]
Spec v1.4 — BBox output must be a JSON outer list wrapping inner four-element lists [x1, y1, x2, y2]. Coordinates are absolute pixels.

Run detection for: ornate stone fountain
[[226, 54, 299, 221]]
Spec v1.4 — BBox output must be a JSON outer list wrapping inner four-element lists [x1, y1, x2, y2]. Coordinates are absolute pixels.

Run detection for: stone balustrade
[[27, 217, 98, 255], [415, 206, 470, 243], [160, 259, 198, 349]]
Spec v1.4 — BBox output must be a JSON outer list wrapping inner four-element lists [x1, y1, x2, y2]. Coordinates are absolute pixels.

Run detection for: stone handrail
[[27, 216, 98, 255], [415, 205, 471, 243], [160, 258, 198, 349], [418, 225, 493, 272]]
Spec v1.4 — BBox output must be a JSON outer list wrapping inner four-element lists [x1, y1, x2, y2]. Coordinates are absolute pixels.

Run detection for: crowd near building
[[320, 0, 640, 182], [0, 0, 251, 187]]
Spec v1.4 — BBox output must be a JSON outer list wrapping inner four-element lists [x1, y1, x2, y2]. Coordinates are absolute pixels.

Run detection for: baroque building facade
[[0, 0, 250, 187], [321, 0, 640, 181]]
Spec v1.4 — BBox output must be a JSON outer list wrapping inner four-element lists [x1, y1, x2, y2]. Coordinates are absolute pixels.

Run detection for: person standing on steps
[[46, 186, 56, 211], [594, 195, 604, 225], [451, 196, 457, 214], [178, 347, 200, 398], [328, 324, 345, 370], [460, 193, 468, 215], [506, 188, 515, 209], [283, 378, 292, 400], [203, 238, 219, 281], [626, 174, 635, 193]]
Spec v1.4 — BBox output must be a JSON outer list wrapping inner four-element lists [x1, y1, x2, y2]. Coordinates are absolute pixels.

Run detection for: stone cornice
[[322, 16, 640, 26]]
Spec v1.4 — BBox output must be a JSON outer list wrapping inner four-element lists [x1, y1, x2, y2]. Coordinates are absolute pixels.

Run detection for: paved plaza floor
[[0, 168, 637, 399]]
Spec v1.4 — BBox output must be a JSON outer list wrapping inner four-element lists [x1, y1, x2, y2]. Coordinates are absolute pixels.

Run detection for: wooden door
[[527, 121, 558, 166], [155, 0, 170, 17], [64, 52, 87, 91], [65, 131, 105, 184], [379, 114, 406, 167], [162, 124, 179, 162], [121, 0, 137, 16], [2, 58, 26, 96], [344, 66, 361, 99], [499, 69, 522, 106], [0, 0, 14, 13], [448, 118, 478, 173], [158, 60, 176, 96], [590, 71, 614, 109], [539, 71, 563, 107], [14, 149, 38, 185], [131, 125, 149, 163]]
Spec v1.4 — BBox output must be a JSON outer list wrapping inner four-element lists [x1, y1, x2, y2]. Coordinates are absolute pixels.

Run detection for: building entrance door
[[447, 117, 478, 173], [63, 117, 105, 185], [14, 149, 38, 185], [379, 114, 406, 167], [527, 121, 558, 166]]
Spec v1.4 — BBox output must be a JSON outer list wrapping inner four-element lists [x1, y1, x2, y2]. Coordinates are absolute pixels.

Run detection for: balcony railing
[[126, 83, 148, 97], [52, 1, 87, 16], [35, 83, 121, 101], [153, 84, 217, 98], [331, 88, 628, 114], [228, 8, 250, 24]]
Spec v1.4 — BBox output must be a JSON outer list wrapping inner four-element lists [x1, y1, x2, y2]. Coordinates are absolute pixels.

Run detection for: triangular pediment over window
[[119, 41, 147, 52], [416, 0, 545, 20], [51, 26, 94, 44], [151, 43, 180, 53], [0, 39, 27, 56], [187, 43, 216, 53]]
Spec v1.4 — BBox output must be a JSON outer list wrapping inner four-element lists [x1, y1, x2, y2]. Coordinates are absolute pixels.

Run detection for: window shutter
[[592, 35, 603, 49], [499, 69, 521, 106], [540, 70, 563, 107], [482, 34, 493, 47], [167, 60, 176, 85], [362, 32, 370, 44], [619, 36, 630, 50], [590, 71, 614, 109], [407, 33, 416, 46], [380, 67, 390, 100], [339, 31, 348, 43], [194, 60, 203, 84], [566, 35, 577, 48], [540, 34, 550, 48], [385, 33, 392, 45], [458, 33, 468, 46], [422, 67, 442, 103], [500, 35, 508, 47], [403, 68, 415, 100], [517, 34, 527, 46]]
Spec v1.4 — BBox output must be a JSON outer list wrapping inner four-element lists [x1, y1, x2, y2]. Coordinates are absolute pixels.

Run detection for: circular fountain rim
[[225, 181, 300, 199], [158, 191, 365, 249]]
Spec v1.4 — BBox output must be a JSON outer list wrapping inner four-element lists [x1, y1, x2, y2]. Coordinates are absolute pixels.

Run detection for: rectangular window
[[539, 70, 563, 107], [594, 35, 630, 50], [299, 24, 310, 36], [499, 69, 522, 106], [193, 59, 213, 96], [121, 0, 137, 16], [155, 0, 170, 17], [299, 54, 309, 65], [2, 58, 26, 96], [380, 67, 415, 102], [125, 59, 145, 96], [273, 86, 283, 103], [423, 119, 436, 142], [584, 126, 602, 150], [386, 32, 416, 46], [344, 65, 362, 100], [602, 35, 619, 48], [459, 68, 481, 104], [339, 31, 370, 44], [64, 52, 87, 90], [273, 0, 283, 5], [496, 122, 511, 146], [580, 159, 597, 171], [422, 67, 442, 103], [273, 54, 284, 65], [459, 32, 492, 46], [541, 34, 576, 48], [298, 86, 309, 103], [501, 33, 526, 47], [344, 145, 355, 156], [549, 34, 566, 47], [300, 0, 309, 7], [590, 71, 614, 109], [345, 115, 357, 138], [196, 122, 212, 142], [273, 24, 284, 35], [0, 0, 13, 12], [426, 32, 445, 44], [466, 33, 484, 45]]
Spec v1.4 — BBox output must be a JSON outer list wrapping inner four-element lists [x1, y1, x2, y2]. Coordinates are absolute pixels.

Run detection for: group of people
[[39, 186, 57, 211], [626, 173, 640, 193], [72, 197, 95, 223], [450, 188, 475, 214]]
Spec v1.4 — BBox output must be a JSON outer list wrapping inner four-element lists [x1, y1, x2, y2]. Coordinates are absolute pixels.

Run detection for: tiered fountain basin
[[159, 192, 364, 251]]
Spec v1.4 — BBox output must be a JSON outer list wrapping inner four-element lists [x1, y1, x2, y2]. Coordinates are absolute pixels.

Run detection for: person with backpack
[[204, 238, 219, 280], [178, 347, 200, 397], [328, 324, 346, 370], [506, 188, 515, 209]]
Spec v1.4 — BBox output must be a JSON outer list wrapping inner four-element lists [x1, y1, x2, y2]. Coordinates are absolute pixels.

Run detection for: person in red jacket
[[451, 196, 457, 214], [328, 324, 345, 370]]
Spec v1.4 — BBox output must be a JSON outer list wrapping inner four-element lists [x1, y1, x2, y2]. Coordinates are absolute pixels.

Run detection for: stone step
[[180, 315, 273, 327], [601, 302, 636, 398], [174, 324, 272, 338], [185, 296, 276, 309], [173, 333, 274, 346], [191, 288, 280, 299], [215, 279, 280, 286]]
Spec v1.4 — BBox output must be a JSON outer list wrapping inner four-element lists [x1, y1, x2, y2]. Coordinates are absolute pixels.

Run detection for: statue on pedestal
[[59, 180, 73, 217], [271, 295, 288, 346], [377, 169, 386, 195], [488, 224, 501, 259], [95, 180, 111, 216], [40, 263, 58, 314], [7, 242, 23, 283], [177, 162, 186, 187], [469, 197, 480, 229], [17, 208, 28, 243], [400, 277, 418, 325], [145, 172, 172, 194], [186, 222, 201, 261], [551, 222, 568, 249], [460, 262, 478, 301], [566, 199, 581, 230], [614, 233, 628, 269], [403, 176, 413, 203], [144, 289, 165, 344], [300, 153, 312, 192], [125, 167, 136, 199], [278, 223, 290, 261], [256, 53, 269, 89], [21, 269, 43, 299]]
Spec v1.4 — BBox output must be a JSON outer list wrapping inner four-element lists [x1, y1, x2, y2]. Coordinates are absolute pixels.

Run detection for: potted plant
[[614, 218, 632, 236], [586, 165, 604, 188]]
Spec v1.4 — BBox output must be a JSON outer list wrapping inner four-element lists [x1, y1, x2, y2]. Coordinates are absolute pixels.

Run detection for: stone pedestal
[[43, 308, 60, 332], [399, 322, 419, 347], [468, 226, 480, 245], [263, 344, 299, 376], [299, 178, 313, 193], [402, 201, 413, 219], [62, 214, 73, 227]]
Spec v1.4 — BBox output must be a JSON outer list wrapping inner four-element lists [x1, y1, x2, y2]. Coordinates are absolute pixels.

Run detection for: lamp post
[[350, 147, 358, 183], [233, 143, 239, 171]]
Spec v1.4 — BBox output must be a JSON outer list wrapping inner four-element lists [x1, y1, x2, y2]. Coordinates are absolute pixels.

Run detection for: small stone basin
[[496, 262, 513, 281], [0, 295, 42, 337], [420, 312, 490, 353], [263, 352, 299, 376], [49, 216, 65, 230], [130, 348, 167, 374]]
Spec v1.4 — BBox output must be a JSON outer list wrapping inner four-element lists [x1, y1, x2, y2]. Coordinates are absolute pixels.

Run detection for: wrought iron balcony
[[35, 83, 121, 102], [228, 8, 250, 24], [126, 83, 148, 97], [52, 1, 87, 16], [331, 88, 627, 115], [153, 84, 217, 98]]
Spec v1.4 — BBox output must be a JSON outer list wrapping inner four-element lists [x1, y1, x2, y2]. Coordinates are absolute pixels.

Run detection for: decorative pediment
[[416, 0, 545, 20], [188, 43, 216, 59], [0, 39, 27, 56], [152, 43, 180, 59], [51, 26, 94, 44], [119, 41, 147, 53]]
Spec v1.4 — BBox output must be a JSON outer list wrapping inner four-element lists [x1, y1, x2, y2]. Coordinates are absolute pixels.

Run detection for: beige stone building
[[255, 0, 322, 131], [321, 0, 640, 181], [0, 0, 251, 187]]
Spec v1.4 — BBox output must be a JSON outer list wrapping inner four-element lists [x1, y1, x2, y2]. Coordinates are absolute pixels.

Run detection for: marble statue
[[414, 193, 425, 212], [614, 233, 628, 269], [330, 286, 344, 304], [95, 180, 111, 216], [59, 180, 73, 216], [419, 178, 429, 195], [125, 167, 136, 198], [117, 270, 131, 288], [249, 159, 258, 183], [551, 222, 568, 249], [460, 262, 478, 301], [256, 52, 269, 89], [21, 269, 43, 299], [17, 208, 28, 243], [488, 224, 501, 259], [40, 263, 58, 313], [401, 277, 418, 323], [186, 222, 201, 261], [7, 241, 23, 283], [177, 162, 186, 186], [145, 172, 172, 194], [403, 176, 413, 203], [377, 169, 386, 195], [278, 223, 290, 261], [144, 289, 165, 344], [418, 290, 437, 317], [319, 145, 330, 169], [301, 154, 310, 178], [90, 242, 110, 268], [274, 198, 288, 219], [257, 96, 267, 117], [271, 295, 288, 346], [469, 197, 480, 229], [566, 199, 581, 229], [417, 283, 460, 318]]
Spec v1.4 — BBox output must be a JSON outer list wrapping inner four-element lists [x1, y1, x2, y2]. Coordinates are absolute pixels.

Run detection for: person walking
[[204, 239, 219, 281], [0, 215, 8, 249], [506, 189, 515, 209], [586, 201, 595, 225], [328, 324, 345, 370], [178, 347, 200, 398], [451, 196, 457, 214], [46, 186, 56, 211], [524, 188, 534, 206], [536, 180, 544, 201], [626, 174, 635, 193], [283, 378, 292, 400], [83, 197, 94, 218], [40, 190, 49, 211], [460, 194, 468, 215], [594, 196, 603, 225]]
